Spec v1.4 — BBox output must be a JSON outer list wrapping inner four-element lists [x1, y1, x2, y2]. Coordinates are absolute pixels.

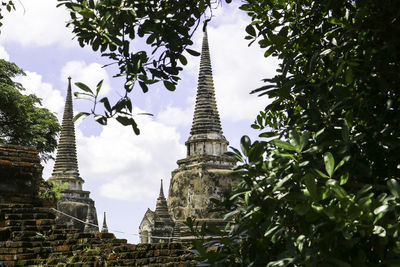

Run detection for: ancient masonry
[[0, 143, 196, 266], [139, 29, 236, 242], [47, 77, 99, 233]]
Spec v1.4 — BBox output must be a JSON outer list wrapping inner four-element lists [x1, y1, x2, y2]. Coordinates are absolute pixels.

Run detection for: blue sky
[[0, 0, 278, 243]]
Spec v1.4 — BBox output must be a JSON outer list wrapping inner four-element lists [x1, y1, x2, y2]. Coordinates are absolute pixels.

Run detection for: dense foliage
[[0, 60, 60, 161], [187, 0, 400, 266]]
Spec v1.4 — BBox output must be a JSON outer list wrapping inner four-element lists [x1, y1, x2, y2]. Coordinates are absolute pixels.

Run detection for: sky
[[0, 0, 278, 243]]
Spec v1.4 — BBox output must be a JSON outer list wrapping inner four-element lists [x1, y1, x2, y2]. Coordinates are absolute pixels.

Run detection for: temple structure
[[48, 77, 99, 233], [139, 180, 175, 243], [139, 29, 236, 242]]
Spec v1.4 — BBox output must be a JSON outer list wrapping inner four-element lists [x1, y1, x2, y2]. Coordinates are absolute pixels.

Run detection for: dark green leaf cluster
[[58, 0, 218, 131], [189, 0, 400, 265], [0, 60, 61, 161], [73, 80, 146, 134], [192, 134, 400, 266]]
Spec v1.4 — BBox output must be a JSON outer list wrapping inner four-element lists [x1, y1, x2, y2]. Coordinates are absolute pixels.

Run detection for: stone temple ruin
[[48, 77, 99, 234], [139, 29, 236, 243]]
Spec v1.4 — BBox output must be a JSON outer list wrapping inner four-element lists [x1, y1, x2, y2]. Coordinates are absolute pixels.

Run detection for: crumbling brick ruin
[[0, 143, 196, 266]]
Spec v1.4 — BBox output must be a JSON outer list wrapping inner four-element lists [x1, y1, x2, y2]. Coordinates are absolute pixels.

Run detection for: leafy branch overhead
[[58, 0, 227, 132]]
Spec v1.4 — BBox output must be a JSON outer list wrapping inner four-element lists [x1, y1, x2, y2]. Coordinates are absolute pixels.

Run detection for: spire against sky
[[0, 0, 279, 243], [190, 29, 223, 135], [49, 77, 82, 186]]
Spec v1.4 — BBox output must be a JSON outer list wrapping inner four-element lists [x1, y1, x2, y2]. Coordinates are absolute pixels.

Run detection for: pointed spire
[[155, 180, 171, 220], [190, 28, 223, 135], [101, 212, 108, 233], [159, 179, 165, 198], [50, 77, 82, 184]]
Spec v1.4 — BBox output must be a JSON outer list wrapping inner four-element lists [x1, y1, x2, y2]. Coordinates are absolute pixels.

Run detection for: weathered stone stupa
[[48, 77, 99, 233], [139, 29, 236, 242], [139, 180, 175, 243]]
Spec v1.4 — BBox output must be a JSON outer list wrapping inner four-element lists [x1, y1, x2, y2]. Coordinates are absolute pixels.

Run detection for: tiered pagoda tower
[[48, 77, 99, 233], [139, 28, 236, 242], [167, 29, 235, 237]]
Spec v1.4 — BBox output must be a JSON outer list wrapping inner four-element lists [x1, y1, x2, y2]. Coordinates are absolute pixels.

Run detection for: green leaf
[[139, 81, 149, 93], [100, 97, 111, 112], [79, 8, 95, 19], [73, 112, 90, 123], [304, 174, 319, 201], [270, 139, 297, 151], [116, 116, 133, 126], [334, 160, 345, 173], [356, 185, 373, 198], [132, 123, 140, 135], [345, 67, 353, 84], [339, 173, 349, 185], [373, 225, 386, 237], [326, 179, 348, 199], [273, 174, 292, 191], [264, 225, 279, 237], [75, 82, 93, 94], [299, 132, 310, 151], [245, 24, 256, 37], [146, 33, 156, 44], [163, 81, 176, 91], [296, 235, 306, 253], [94, 115, 107, 125], [240, 135, 251, 156], [324, 152, 335, 177], [314, 168, 329, 179], [178, 55, 187, 65], [374, 204, 389, 215], [259, 131, 279, 138], [95, 80, 103, 95], [311, 202, 323, 212], [387, 179, 400, 198], [186, 48, 200, 56]]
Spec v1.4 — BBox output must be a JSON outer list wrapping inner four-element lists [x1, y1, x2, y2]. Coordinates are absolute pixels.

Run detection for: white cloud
[[15, 71, 65, 118], [76, 110, 186, 202], [210, 10, 279, 122], [157, 104, 193, 128], [0, 0, 76, 48], [61, 61, 112, 96], [0, 45, 10, 60]]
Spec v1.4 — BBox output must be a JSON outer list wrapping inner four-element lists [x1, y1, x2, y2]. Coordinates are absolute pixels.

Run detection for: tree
[[0, 59, 60, 162], [59, 0, 400, 265], [187, 1, 400, 266]]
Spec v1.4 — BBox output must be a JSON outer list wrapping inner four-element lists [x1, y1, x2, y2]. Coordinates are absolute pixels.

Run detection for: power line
[[50, 208, 180, 240]]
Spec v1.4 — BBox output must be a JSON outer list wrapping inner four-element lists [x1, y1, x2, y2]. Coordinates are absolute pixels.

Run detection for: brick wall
[[0, 144, 196, 266], [0, 144, 43, 204]]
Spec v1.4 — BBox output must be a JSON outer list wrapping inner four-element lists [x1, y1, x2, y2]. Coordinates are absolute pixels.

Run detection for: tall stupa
[[48, 77, 99, 233], [139, 28, 236, 242]]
